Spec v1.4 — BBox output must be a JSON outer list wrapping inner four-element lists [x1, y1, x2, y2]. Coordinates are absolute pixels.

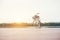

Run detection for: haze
[[0, 0, 60, 23]]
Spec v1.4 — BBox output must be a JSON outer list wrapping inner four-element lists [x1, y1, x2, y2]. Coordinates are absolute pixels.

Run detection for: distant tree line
[[0, 22, 60, 28], [42, 22, 60, 26]]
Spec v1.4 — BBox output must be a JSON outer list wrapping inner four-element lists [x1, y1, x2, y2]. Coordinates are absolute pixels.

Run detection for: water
[[0, 26, 60, 40]]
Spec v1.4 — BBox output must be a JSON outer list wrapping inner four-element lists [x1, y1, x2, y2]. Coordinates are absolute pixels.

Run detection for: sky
[[0, 0, 60, 23]]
